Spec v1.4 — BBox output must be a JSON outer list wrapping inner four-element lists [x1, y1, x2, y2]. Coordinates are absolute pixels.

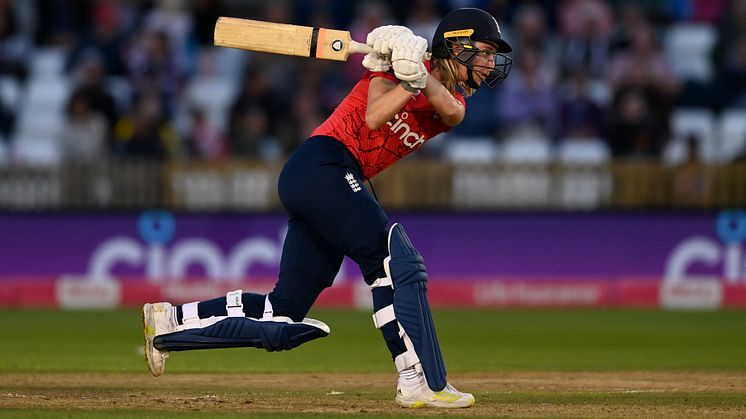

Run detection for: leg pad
[[386, 223, 447, 392], [154, 316, 329, 352]]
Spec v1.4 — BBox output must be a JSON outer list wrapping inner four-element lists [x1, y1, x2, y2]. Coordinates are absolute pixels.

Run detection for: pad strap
[[181, 301, 200, 329], [372, 304, 396, 329], [262, 295, 274, 320], [226, 289, 244, 317], [394, 348, 421, 372], [370, 276, 393, 289], [396, 326, 422, 371]]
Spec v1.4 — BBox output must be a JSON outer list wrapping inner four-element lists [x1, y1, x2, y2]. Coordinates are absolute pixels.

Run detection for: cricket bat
[[214, 17, 373, 61]]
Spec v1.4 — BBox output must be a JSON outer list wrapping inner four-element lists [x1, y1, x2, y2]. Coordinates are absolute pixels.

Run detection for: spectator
[[230, 104, 281, 162], [712, 0, 746, 74], [125, 28, 187, 117], [559, 0, 614, 37], [114, 92, 180, 160], [66, 0, 130, 76], [720, 34, 746, 108], [604, 86, 662, 159], [510, 3, 560, 66], [559, 0, 614, 79], [143, 0, 197, 77], [608, 2, 649, 56], [496, 43, 559, 141], [606, 24, 679, 153], [559, 68, 605, 140], [69, 52, 119, 142], [60, 91, 108, 163], [229, 63, 288, 146], [185, 107, 227, 161]]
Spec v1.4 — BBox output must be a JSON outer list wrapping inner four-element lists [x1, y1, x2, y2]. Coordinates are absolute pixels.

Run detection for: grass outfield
[[0, 308, 745, 417]]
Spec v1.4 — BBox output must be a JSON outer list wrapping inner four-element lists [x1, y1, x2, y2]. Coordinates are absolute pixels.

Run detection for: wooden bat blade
[[214, 17, 371, 61]]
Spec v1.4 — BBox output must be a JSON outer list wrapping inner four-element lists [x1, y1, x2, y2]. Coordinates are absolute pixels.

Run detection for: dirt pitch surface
[[2, 372, 745, 417]]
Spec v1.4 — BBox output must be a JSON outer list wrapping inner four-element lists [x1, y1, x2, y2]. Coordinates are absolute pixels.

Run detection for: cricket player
[[142, 8, 511, 408]]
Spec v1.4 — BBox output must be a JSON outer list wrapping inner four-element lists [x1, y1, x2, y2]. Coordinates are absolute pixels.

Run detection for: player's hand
[[402, 70, 428, 91], [392, 33, 428, 83], [362, 52, 390, 72], [366, 25, 413, 57]]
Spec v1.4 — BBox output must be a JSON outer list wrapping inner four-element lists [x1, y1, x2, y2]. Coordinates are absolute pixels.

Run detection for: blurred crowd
[[0, 0, 745, 166]]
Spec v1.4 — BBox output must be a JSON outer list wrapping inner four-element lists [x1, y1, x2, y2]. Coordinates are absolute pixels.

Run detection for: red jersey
[[311, 67, 465, 179]]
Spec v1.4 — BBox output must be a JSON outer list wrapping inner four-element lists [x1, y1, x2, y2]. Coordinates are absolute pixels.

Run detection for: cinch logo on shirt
[[386, 112, 425, 149]]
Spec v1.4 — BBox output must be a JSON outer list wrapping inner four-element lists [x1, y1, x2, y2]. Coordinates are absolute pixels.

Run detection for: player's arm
[[422, 77, 464, 127], [365, 76, 417, 130], [384, 32, 463, 127]]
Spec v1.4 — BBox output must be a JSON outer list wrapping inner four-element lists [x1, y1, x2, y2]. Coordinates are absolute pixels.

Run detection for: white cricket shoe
[[142, 302, 177, 377], [395, 370, 475, 408]]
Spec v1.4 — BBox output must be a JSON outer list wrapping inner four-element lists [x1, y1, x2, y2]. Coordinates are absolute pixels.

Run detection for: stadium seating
[[664, 107, 717, 165], [556, 138, 612, 209], [500, 133, 554, 164], [30, 47, 67, 77], [11, 48, 70, 166], [0, 76, 21, 109], [664, 23, 717, 83], [717, 108, 746, 162], [441, 136, 500, 163], [497, 134, 553, 207]]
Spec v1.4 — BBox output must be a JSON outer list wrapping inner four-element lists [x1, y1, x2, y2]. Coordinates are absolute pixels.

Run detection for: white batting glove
[[402, 69, 428, 91], [362, 52, 390, 72], [366, 25, 413, 57], [392, 33, 429, 82]]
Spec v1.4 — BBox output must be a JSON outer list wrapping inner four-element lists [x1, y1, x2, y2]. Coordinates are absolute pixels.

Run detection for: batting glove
[[362, 52, 391, 72], [402, 69, 428, 91], [366, 25, 413, 57], [392, 33, 428, 83]]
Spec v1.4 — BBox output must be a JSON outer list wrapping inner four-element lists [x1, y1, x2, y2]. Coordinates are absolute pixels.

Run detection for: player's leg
[[279, 137, 473, 407], [144, 217, 344, 376], [173, 292, 265, 324], [167, 217, 343, 325], [268, 218, 345, 321], [143, 291, 266, 376], [143, 292, 269, 377], [375, 223, 474, 408], [331, 217, 473, 408]]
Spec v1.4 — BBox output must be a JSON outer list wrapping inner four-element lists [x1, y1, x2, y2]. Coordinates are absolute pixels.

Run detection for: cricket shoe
[[142, 302, 177, 377], [395, 370, 475, 408]]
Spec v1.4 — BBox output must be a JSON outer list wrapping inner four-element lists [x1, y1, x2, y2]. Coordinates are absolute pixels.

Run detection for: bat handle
[[349, 40, 373, 55], [349, 40, 432, 60]]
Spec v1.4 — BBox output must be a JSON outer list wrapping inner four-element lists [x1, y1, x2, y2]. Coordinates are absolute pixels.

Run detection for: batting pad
[[385, 223, 447, 392], [153, 316, 329, 352]]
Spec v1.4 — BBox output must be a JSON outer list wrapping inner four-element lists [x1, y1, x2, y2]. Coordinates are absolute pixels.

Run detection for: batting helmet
[[432, 8, 512, 89]]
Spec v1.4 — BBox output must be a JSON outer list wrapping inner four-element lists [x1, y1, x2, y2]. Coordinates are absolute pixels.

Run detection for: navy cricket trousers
[[269, 136, 390, 321]]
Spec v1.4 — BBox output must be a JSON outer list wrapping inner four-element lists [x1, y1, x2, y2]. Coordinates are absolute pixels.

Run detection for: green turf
[[1, 309, 745, 418], [0, 308, 744, 373]]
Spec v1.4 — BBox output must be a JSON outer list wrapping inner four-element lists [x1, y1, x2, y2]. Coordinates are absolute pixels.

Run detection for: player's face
[[470, 41, 498, 85], [453, 41, 498, 86]]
